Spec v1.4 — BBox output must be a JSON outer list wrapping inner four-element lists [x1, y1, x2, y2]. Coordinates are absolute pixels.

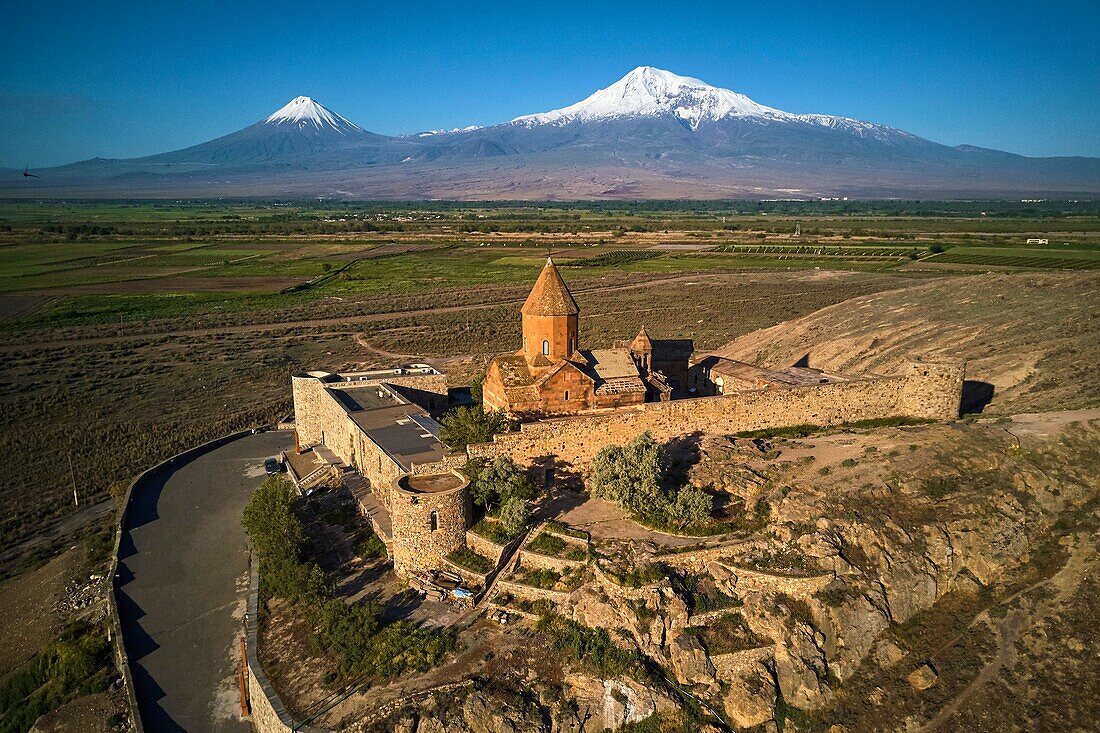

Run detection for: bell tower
[[521, 257, 579, 364]]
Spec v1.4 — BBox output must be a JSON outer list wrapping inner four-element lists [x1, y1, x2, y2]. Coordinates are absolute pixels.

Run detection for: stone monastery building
[[289, 257, 965, 582], [483, 257, 699, 416]]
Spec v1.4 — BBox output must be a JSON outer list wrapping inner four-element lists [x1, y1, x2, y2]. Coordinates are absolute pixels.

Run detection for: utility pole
[[68, 452, 79, 507]]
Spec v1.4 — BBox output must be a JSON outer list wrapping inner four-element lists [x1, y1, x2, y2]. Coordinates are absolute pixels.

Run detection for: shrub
[[520, 568, 562, 589], [355, 532, 387, 560], [538, 614, 644, 680], [527, 532, 567, 556], [470, 518, 517, 544], [447, 548, 494, 574], [498, 495, 532, 536], [438, 406, 512, 450], [242, 475, 455, 682], [467, 455, 539, 510], [590, 432, 716, 530]]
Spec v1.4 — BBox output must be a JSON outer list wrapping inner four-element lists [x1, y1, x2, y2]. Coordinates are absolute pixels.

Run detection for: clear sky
[[2, 0, 1098, 167]]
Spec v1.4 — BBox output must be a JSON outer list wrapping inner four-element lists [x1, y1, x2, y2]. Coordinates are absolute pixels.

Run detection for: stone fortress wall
[[468, 357, 964, 471], [389, 472, 471, 578]]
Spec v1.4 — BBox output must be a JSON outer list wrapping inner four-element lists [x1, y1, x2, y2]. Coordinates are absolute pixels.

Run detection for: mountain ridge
[[7, 67, 1099, 199]]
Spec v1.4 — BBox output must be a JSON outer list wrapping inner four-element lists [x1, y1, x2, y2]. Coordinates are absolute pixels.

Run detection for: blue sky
[[2, 1, 1098, 166]]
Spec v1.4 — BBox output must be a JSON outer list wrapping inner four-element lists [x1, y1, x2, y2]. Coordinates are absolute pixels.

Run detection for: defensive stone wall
[[389, 472, 471, 578], [710, 646, 775, 683], [469, 358, 964, 471], [518, 547, 586, 573], [466, 530, 507, 565], [720, 563, 835, 599]]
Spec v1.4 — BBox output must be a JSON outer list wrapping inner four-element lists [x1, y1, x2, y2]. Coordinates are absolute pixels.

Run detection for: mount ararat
[[9, 67, 1099, 199]]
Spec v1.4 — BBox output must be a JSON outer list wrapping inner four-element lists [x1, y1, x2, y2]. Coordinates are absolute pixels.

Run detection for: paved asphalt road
[[116, 431, 291, 732]]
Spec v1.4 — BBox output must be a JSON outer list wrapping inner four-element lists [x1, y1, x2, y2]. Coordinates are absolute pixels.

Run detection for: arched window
[[430, 510, 439, 532], [542, 339, 550, 355], [564, 390, 570, 401]]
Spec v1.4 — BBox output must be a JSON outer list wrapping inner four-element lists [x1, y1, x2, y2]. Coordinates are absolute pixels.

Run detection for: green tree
[[590, 432, 665, 514], [498, 495, 532, 536], [438, 405, 511, 450], [470, 455, 538, 509]]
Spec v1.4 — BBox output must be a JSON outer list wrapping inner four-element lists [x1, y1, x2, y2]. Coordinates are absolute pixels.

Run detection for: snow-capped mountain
[[265, 96, 363, 134], [512, 66, 913, 141], [13, 71, 1100, 199]]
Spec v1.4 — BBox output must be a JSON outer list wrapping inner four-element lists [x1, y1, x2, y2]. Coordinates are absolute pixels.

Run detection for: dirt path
[[917, 532, 1098, 732], [0, 272, 723, 352]]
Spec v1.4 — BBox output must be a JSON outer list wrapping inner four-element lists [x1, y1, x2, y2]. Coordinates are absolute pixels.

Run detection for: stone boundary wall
[[593, 563, 661, 602], [466, 530, 507, 565], [719, 564, 835, 599], [246, 560, 329, 733], [657, 542, 751, 571], [440, 557, 489, 586], [110, 426, 268, 733], [710, 646, 774, 683], [686, 608, 743, 627], [468, 359, 964, 471], [518, 547, 587, 573], [410, 453, 467, 476], [495, 578, 570, 604]]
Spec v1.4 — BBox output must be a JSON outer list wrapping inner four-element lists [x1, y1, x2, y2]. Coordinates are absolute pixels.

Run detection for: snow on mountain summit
[[512, 66, 905, 138], [265, 96, 362, 133], [512, 66, 788, 128]]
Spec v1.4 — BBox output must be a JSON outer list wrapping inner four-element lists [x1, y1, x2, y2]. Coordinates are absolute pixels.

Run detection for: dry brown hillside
[[713, 271, 1099, 414]]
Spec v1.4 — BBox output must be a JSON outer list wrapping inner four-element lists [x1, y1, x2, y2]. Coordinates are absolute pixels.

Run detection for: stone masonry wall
[[469, 359, 963, 472], [466, 531, 506, 565], [710, 646, 774, 683]]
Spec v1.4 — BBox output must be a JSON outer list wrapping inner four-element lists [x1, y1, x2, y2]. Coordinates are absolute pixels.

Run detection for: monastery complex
[[289, 258, 965, 580]]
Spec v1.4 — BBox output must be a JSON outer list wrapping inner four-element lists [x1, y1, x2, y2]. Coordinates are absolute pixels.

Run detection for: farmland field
[[1, 198, 1098, 555]]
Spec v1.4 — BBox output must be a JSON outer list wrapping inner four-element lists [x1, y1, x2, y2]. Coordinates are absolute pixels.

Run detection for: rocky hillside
[[350, 412, 1098, 732], [712, 271, 1100, 415]]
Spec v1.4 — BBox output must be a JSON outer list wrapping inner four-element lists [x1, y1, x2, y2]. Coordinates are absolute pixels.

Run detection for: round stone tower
[[389, 470, 471, 578]]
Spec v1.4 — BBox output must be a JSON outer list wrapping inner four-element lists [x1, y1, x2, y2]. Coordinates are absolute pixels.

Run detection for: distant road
[[116, 430, 290, 732], [0, 498, 114, 568]]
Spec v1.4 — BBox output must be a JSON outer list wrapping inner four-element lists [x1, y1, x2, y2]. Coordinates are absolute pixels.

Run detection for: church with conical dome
[[482, 257, 694, 418]]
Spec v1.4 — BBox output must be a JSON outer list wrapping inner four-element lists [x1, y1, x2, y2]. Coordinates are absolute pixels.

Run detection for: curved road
[[116, 430, 291, 732]]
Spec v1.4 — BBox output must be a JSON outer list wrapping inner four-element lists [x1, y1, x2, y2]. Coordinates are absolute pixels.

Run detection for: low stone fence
[[494, 578, 570, 604], [246, 559, 329, 733], [711, 646, 774, 683], [110, 426, 267, 733], [440, 557, 490, 587], [466, 530, 507, 565], [657, 541, 750, 571], [593, 563, 661, 602], [717, 563, 834, 599], [686, 608, 742, 627], [518, 547, 586, 574]]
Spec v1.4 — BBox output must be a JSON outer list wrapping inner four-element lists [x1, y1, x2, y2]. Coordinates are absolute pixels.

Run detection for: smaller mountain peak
[[265, 96, 362, 133]]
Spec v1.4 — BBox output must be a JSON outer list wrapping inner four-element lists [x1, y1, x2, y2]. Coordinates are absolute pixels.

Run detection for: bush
[[466, 455, 539, 510], [590, 432, 715, 530], [470, 518, 518, 544], [527, 532, 567, 556], [447, 548, 494, 574], [355, 532, 387, 560], [242, 475, 455, 682], [498, 495, 532, 536], [538, 614, 645, 680], [520, 568, 562, 589], [438, 406, 512, 450]]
